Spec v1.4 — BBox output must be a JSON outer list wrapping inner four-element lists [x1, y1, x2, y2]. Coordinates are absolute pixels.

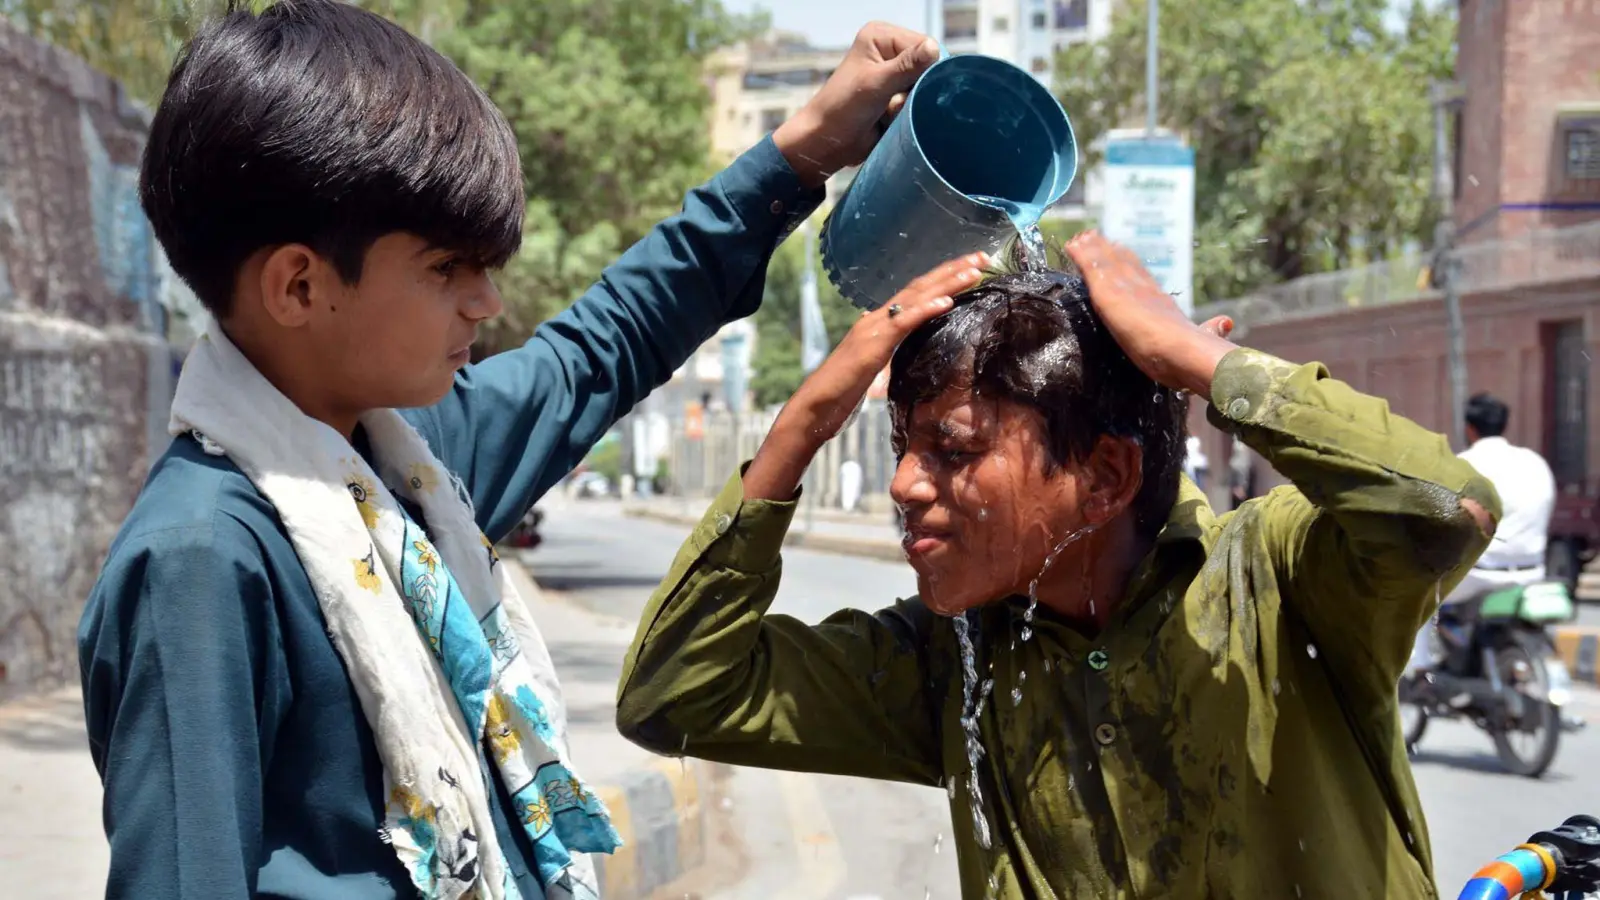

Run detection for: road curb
[[591, 757, 730, 899], [623, 507, 906, 563], [1554, 625, 1600, 687], [500, 554, 732, 898]]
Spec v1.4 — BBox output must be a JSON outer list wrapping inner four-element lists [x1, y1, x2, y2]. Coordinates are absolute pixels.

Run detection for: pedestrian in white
[[1407, 392, 1556, 675]]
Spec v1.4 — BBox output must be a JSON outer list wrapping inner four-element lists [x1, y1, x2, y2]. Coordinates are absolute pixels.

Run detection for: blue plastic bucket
[[821, 54, 1078, 311]]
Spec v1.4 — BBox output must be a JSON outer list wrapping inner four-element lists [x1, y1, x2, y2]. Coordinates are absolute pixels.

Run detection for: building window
[[994, 16, 1009, 31], [760, 108, 786, 134], [1032, 11, 1048, 28], [1566, 125, 1600, 180], [1053, 0, 1088, 29], [944, 8, 978, 39], [1031, 57, 1050, 74]]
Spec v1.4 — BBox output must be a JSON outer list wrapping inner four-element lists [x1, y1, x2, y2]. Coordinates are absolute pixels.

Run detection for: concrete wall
[[0, 20, 175, 698]]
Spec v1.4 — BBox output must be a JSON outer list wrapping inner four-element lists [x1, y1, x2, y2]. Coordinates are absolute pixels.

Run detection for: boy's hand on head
[[773, 22, 940, 189], [1063, 231, 1238, 397], [743, 254, 987, 501]]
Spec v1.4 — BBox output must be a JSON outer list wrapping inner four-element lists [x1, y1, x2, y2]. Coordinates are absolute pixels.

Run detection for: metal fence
[[664, 398, 900, 510], [1205, 219, 1600, 331]]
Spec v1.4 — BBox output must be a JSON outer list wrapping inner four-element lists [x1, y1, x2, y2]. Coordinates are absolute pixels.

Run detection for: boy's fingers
[[907, 252, 988, 296], [1199, 315, 1235, 339]]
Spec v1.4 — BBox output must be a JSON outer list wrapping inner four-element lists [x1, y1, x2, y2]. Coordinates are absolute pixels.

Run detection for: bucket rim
[[904, 54, 1080, 211]]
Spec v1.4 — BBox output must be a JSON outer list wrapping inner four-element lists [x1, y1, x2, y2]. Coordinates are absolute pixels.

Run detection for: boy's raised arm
[[412, 24, 944, 542], [414, 135, 821, 541]]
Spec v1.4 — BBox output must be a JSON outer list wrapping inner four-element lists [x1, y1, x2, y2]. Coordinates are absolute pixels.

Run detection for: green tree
[[6, 0, 763, 349], [1055, 0, 1454, 306], [440, 0, 766, 350]]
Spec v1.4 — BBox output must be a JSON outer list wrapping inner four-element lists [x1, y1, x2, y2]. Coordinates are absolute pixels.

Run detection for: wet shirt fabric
[[76, 136, 821, 900], [617, 349, 1500, 900]]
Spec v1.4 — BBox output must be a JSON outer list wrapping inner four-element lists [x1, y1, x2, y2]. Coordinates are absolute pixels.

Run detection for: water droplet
[[1272, 679, 1281, 696], [1011, 686, 1023, 706], [932, 833, 943, 854], [1020, 626, 1033, 641], [1294, 885, 1302, 898], [1306, 644, 1319, 659], [1298, 837, 1306, 852], [977, 507, 990, 522], [1043, 658, 1052, 673], [1152, 392, 1161, 403]]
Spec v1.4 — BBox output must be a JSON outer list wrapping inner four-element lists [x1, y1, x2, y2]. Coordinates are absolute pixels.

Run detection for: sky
[[722, 0, 1418, 48], [723, 0, 934, 48]]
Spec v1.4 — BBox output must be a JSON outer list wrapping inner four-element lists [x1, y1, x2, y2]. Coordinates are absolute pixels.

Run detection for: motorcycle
[[1399, 579, 1579, 778], [504, 506, 545, 550]]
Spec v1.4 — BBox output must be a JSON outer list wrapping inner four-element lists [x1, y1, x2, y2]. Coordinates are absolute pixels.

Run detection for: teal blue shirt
[[77, 136, 821, 900]]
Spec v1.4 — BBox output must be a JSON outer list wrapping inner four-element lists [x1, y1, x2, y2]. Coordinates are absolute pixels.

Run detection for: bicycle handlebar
[[1458, 816, 1600, 900]]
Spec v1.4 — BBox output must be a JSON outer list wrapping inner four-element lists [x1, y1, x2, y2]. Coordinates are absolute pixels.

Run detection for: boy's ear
[[1080, 435, 1143, 526], [257, 244, 328, 328]]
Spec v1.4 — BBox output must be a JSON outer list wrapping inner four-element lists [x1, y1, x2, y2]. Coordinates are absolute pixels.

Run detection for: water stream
[[969, 194, 1052, 273], [952, 611, 994, 849]]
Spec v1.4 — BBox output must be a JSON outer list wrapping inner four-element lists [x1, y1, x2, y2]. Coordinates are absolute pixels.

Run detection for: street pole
[[1432, 80, 1468, 451], [1146, 0, 1159, 137], [801, 221, 818, 534]]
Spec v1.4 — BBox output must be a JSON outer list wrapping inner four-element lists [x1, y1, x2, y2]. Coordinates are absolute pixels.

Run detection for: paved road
[[533, 497, 1600, 899]]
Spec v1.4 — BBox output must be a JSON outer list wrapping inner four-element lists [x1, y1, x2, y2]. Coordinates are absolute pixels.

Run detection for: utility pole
[[1432, 80, 1468, 450], [1146, 0, 1159, 137]]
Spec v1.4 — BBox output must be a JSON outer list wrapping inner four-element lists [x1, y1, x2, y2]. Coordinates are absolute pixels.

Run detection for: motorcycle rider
[[1406, 392, 1557, 677]]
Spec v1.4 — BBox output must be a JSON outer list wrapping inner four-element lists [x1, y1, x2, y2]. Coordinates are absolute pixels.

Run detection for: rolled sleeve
[[1203, 346, 1499, 684]]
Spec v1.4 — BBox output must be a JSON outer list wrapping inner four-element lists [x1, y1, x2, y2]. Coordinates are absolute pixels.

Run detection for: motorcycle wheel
[[1491, 631, 1561, 778], [1399, 689, 1429, 752]]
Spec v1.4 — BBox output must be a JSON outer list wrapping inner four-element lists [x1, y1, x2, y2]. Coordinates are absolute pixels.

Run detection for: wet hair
[[1465, 392, 1509, 438], [140, 0, 524, 316], [887, 260, 1188, 541]]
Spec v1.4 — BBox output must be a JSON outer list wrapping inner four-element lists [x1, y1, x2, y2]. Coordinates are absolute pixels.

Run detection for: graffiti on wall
[[0, 20, 171, 696]]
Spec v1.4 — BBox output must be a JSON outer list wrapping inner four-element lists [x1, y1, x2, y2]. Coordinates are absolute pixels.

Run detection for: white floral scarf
[[168, 321, 619, 900]]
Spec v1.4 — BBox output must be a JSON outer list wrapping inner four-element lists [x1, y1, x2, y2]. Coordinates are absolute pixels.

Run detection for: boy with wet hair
[[77, 2, 941, 897], [617, 234, 1501, 898]]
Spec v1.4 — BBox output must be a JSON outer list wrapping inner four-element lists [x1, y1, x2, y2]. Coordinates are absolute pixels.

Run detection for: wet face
[[304, 232, 502, 411], [891, 388, 1097, 616]]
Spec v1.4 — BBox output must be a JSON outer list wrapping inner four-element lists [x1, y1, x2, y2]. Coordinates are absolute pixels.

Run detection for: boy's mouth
[[447, 345, 473, 366], [902, 523, 953, 557]]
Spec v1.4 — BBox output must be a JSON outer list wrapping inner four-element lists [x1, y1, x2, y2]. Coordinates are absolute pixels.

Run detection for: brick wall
[[1458, 0, 1600, 243], [0, 21, 175, 699], [1192, 274, 1600, 501]]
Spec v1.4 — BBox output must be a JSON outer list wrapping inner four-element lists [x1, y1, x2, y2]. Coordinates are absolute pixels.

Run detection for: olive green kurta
[[616, 348, 1500, 899]]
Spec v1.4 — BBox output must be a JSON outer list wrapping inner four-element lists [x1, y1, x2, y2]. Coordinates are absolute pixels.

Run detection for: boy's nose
[[890, 453, 938, 508], [466, 272, 504, 321]]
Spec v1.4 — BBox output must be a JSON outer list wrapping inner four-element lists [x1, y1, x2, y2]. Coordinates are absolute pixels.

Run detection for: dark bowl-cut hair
[[1465, 391, 1509, 438], [887, 262, 1189, 541], [140, 0, 525, 316]]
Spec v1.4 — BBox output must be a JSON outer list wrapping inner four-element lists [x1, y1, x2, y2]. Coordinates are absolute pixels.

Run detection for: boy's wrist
[[772, 111, 839, 190]]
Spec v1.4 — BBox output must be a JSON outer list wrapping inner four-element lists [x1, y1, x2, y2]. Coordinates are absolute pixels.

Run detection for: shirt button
[[1094, 723, 1117, 746], [1226, 397, 1251, 419], [770, 199, 785, 215], [1087, 649, 1109, 671], [715, 513, 733, 535]]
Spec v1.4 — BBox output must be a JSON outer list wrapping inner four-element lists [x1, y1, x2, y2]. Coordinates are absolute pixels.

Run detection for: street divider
[[501, 553, 735, 899], [1554, 625, 1600, 687], [624, 506, 906, 563], [592, 756, 725, 899]]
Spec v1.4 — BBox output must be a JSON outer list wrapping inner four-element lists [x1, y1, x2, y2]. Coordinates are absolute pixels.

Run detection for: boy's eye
[[942, 447, 978, 464], [433, 258, 462, 278]]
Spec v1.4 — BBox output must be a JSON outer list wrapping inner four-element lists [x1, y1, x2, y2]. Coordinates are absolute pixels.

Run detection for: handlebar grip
[[1456, 846, 1552, 900]]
